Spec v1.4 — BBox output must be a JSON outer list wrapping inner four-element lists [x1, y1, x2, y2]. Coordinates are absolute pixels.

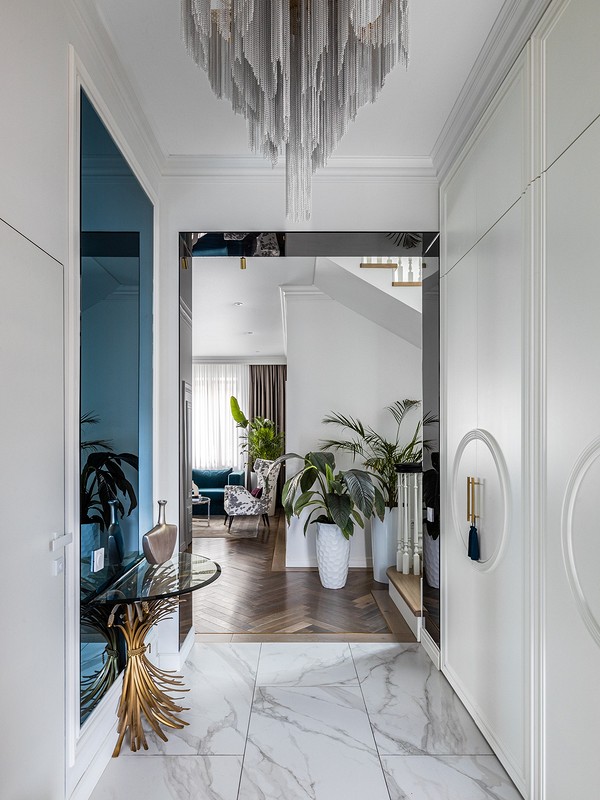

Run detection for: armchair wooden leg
[[223, 513, 228, 526], [265, 514, 270, 528], [228, 515, 233, 531]]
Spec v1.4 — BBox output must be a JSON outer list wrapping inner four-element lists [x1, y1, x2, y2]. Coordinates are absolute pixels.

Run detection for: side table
[[85, 552, 220, 756], [192, 494, 211, 526]]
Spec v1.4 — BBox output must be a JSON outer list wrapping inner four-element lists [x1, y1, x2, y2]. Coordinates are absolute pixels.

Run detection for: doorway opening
[[179, 231, 439, 644]]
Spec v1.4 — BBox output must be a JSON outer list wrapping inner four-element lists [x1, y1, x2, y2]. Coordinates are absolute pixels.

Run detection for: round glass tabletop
[[85, 552, 221, 606]]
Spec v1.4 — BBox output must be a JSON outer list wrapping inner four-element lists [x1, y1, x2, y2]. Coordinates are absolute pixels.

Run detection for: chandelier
[[182, 1, 409, 221]]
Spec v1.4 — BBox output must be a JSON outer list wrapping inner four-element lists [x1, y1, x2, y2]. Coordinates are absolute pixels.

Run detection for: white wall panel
[[442, 202, 527, 794], [539, 0, 600, 169], [544, 114, 600, 800], [441, 54, 528, 273]]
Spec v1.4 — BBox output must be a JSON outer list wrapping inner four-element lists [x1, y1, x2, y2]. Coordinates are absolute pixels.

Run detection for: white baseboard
[[420, 627, 441, 669], [68, 678, 121, 800], [389, 582, 422, 640]]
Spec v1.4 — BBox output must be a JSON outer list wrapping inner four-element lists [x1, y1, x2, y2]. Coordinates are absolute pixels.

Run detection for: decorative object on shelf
[[467, 476, 481, 561], [279, 451, 378, 588], [182, 1, 409, 221], [106, 499, 125, 566], [320, 399, 436, 582], [142, 500, 178, 565]]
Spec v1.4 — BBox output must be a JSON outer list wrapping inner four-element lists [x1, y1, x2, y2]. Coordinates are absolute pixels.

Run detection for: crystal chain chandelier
[[182, 1, 409, 221]]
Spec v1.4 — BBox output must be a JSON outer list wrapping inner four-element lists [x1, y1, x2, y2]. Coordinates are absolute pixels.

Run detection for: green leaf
[[307, 451, 335, 473], [344, 469, 375, 516], [326, 493, 352, 530], [374, 487, 387, 519], [294, 491, 317, 515], [230, 396, 249, 427], [300, 467, 318, 493]]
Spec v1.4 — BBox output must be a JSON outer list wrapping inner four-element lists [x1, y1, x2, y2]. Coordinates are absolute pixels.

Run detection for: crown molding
[[66, 0, 166, 180], [192, 356, 287, 365], [432, 0, 552, 181], [280, 285, 331, 354], [162, 154, 437, 182]]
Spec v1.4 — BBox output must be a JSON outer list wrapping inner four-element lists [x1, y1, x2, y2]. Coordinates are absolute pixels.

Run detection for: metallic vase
[[142, 500, 178, 565]]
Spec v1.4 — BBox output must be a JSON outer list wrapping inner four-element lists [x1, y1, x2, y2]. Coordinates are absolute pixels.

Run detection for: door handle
[[49, 531, 73, 551]]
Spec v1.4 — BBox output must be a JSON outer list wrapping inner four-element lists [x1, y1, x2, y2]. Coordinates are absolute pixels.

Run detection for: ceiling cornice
[[432, 0, 552, 181], [162, 155, 437, 183], [67, 0, 166, 178]]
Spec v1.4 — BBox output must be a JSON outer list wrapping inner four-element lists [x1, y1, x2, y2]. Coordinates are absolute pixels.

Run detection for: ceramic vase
[[371, 507, 399, 584], [315, 522, 351, 589], [142, 500, 178, 565], [106, 500, 124, 565]]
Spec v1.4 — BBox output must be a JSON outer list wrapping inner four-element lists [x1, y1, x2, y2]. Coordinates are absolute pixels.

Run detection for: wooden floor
[[192, 513, 415, 642]]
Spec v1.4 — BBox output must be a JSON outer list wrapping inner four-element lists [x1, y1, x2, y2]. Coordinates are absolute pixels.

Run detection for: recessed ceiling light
[[246, 331, 253, 335], [233, 301, 243, 306]]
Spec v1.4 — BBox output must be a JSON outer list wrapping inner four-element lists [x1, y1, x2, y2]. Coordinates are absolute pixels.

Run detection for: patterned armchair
[[223, 458, 281, 530]]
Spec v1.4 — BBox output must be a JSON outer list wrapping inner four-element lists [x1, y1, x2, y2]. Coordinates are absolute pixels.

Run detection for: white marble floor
[[90, 642, 522, 800]]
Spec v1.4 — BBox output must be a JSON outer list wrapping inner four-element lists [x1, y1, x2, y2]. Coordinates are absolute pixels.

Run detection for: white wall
[[0, 2, 161, 798], [284, 290, 422, 567]]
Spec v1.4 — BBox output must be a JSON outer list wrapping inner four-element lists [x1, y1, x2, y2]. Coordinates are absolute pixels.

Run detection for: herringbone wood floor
[[192, 513, 414, 641]]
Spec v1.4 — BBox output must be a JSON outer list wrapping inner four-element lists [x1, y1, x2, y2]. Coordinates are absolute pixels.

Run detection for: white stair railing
[[396, 467, 423, 575]]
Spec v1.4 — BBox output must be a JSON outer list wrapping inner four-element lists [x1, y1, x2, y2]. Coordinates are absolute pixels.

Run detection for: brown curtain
[[249, 364, 287, 502]]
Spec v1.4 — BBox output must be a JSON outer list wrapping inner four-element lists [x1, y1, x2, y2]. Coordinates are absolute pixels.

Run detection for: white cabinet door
[[442, 200, 528, 795], [544, 114, 600, 799], [0, 220, 65, 798]]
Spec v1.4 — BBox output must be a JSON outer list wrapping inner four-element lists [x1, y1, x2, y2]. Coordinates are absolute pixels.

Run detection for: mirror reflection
[[79, 91, 153, 724]]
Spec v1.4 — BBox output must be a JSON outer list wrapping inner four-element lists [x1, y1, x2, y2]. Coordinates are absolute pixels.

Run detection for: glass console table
[[84, 552, 220, 756]]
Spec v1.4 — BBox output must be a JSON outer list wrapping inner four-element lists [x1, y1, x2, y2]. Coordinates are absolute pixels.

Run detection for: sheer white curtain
[[192, 363, 249, 470]]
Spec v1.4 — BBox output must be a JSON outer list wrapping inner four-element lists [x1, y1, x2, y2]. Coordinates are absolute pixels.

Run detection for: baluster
[[413, 472, 422, 574]]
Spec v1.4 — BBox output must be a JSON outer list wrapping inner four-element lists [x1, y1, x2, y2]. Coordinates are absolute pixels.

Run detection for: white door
[[544, 114, 600, 799], [0, 219, 66, 798], [442, 201, 528, 794]]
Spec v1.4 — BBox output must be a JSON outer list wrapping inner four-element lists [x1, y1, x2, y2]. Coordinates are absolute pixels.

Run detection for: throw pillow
[[251, 487, 263, 498]]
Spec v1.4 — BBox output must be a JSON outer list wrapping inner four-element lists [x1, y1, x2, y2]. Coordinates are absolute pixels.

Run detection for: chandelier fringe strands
[[182, 0, 409, 221]]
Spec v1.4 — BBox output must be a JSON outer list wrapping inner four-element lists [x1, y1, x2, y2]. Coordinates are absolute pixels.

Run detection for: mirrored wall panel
[[79, 91, 153, 724]]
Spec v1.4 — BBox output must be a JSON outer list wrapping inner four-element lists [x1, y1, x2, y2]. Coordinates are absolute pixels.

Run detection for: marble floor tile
[[351, 643, 492, 755], [382, 755, 523, 800], [124, 643, 260, 756], [255, 642, 358, 686], [238, 685, 389, 800], [90, 754, 242, 800]]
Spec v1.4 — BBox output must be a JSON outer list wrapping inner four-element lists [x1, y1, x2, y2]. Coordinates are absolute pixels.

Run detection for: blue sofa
[[191, 468, 245, 516]]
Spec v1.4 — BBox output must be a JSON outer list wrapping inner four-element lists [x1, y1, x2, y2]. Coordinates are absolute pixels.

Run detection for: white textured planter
[[316, 522, 351, 589], [371, 507, 398, 583]]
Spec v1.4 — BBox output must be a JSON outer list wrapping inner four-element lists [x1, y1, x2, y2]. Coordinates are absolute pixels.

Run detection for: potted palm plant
[[279, 451, 380, 588], [320, 399, 436, 583]]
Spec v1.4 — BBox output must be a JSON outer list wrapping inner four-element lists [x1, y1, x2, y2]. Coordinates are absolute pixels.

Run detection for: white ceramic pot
[[315, 522, 351, 589], [371, 507, 398, 583]]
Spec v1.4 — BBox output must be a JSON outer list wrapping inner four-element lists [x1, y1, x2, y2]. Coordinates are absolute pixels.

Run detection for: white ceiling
[[192, 257, 315, 359], [93, 0, 507, 162]]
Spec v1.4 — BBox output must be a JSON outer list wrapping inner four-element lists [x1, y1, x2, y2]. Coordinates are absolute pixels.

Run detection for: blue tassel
[[468, 524, 480, 560]]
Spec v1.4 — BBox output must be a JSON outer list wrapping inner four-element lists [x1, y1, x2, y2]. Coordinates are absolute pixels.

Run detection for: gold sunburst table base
[[109, 597, 189, 757]]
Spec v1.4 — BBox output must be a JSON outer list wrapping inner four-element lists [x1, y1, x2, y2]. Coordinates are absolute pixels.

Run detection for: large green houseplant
[[80, 413, 139, 531], [319, 399, 436, 582], [230, 396, 285, 462], [279, 451, 381, 588]]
